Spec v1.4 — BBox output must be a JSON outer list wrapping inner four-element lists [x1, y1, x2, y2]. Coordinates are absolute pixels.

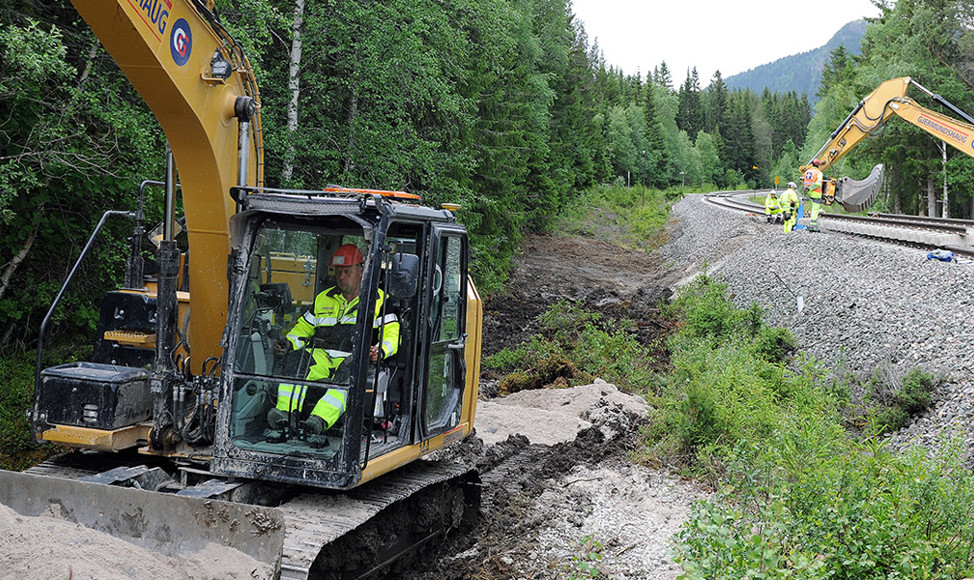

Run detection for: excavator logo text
[[917, 114, 968, 145], [133, 0, 171, 39], [170, 18, 192, 66]]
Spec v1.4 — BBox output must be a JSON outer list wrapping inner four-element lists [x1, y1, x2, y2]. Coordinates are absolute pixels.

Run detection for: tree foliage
[[0, 0, 813, 350]]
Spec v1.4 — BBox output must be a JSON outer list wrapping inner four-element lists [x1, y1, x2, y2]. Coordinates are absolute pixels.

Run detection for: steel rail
[[703, 191, 974, 258]]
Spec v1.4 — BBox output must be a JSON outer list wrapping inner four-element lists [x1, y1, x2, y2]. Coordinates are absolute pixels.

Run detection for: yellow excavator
[[0, 1, 482, 577], [802, 76, 974, 212]]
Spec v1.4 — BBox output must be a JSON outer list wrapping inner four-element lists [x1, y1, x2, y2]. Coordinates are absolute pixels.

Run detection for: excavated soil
[[481, 233, 673, 361], [396, 232, 709, 580]]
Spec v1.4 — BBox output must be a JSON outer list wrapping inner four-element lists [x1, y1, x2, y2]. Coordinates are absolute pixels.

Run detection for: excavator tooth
[[836, 163, 885, 213]]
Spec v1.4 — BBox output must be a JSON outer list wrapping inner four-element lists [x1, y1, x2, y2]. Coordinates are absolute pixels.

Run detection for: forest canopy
[[0, 0, 972, 350]]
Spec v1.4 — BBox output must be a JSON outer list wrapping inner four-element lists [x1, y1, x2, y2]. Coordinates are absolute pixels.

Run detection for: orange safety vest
[[803, 167, 823, 197]]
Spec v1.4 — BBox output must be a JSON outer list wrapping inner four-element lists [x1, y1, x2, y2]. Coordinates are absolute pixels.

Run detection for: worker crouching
[[764, 190, 782, 224]]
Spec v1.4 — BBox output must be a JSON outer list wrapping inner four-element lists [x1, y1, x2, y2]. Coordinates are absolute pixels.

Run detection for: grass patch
[[484, 299, 664, 394], [553, 184, 671, 250], [652, 275, 971, 578]]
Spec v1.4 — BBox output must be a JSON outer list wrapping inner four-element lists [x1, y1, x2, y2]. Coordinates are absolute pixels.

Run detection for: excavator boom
[[805, 77, 974, 212], [71, 0, 262, 371], [5, 1, 483, 578]]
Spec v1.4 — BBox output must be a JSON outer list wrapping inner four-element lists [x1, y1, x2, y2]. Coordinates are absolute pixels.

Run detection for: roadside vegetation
[[488, 269, 972, 579], [484, 184, 972, 578]]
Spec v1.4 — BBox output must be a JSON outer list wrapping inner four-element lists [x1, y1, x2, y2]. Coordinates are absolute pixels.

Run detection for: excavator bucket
[[835, 164, 885, 213], [0, 469, 286, 573]]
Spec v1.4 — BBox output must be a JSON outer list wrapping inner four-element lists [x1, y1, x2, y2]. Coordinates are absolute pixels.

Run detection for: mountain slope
[[725, 20, 866, 101]]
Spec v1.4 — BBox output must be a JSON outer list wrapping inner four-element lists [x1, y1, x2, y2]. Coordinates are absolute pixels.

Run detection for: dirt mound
[[474, 379, 650, 446], [482, 233, 672, 359], [401, 232, 708, 580], [0, 502, 273, 580]]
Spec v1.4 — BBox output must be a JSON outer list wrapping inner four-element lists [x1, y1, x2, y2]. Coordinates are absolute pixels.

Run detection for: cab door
[[419, 228, 468, 439]]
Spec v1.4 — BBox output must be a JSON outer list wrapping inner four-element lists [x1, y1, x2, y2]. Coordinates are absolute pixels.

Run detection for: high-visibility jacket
[[277, 286, 400, 428], [803, 167, 824, 199], [779, 187, 799, 212], [765, 194, 781, 215]]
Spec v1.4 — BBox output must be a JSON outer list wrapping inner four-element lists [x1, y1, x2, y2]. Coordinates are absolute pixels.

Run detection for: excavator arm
[[803, 76, 974, 212], [71, 0, 263, 372]]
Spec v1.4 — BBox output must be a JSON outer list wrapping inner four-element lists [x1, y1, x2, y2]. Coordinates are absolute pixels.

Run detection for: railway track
[[705, 191, 974, 259]]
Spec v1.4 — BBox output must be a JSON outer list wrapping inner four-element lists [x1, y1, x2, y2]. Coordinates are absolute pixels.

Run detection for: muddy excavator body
[[3, 1, 482, 577]]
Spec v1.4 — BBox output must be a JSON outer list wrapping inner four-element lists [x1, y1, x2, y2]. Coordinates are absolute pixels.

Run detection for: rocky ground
[[399, 214, 713, 579], [8, 192, 971, 579]]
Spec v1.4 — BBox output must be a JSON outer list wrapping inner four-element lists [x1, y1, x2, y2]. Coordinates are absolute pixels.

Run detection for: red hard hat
[[330, 244, 364, 267], [811, 159, 822, 167]]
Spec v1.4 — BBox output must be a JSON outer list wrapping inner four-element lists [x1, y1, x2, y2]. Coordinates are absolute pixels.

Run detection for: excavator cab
[[213, 191, 475, 489]]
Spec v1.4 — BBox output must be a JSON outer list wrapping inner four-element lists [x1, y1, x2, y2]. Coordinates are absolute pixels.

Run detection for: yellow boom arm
[[70, 0, 263, 372], [804, 76, 974, 174]]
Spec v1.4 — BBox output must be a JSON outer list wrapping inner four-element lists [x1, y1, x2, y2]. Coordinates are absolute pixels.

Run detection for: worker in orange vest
[[803, 159, 824, 232]]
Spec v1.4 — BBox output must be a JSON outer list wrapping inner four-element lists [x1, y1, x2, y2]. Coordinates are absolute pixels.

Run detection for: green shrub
[[752, 325, 797, 363], [676, 435, 974, 579], [655, 275, 974, 579], [566, 534, 603, 579], [833, 365, 939, 435], [486, 300, 662, 393]]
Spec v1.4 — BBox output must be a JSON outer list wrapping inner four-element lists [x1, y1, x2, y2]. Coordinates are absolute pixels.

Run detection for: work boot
[[267, 407, 291, 429], [300, 414, 326, 435]]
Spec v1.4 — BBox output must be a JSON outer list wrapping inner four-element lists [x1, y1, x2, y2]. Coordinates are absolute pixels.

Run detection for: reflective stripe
[[373, 313, 399, 327], [285, 334, 304, 349], [309, 316, 340, 326], [339, 315, 357, 325], [324, 349, 351, 358], [320, 392, 347, 413], [382, 339, 396, 356], [276, 383, 307, 412]]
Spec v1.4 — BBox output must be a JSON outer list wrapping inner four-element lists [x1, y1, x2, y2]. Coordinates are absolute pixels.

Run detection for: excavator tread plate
[[277, 459, 475, 577]]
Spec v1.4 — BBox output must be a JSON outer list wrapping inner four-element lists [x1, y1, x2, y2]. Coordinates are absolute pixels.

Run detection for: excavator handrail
[[31, 210, 135, 432]]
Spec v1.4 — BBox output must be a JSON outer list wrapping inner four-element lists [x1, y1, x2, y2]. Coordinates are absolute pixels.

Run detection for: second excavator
[[802, 76, 974, 213]]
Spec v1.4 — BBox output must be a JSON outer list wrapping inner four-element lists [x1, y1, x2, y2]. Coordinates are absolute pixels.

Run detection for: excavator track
[[278, 460, 479, 579], [6, 454, 479, 579]]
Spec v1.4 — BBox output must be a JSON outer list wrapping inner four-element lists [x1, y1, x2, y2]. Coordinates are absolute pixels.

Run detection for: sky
[[570, 0, 883, 86]]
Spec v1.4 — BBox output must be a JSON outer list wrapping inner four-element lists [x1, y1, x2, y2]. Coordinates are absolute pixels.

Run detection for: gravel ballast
[[662, 193, 974, 458]]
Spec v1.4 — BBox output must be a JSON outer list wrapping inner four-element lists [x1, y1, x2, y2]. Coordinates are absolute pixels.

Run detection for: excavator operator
[[803, 159, 825, 232], [269, 244, 400, 436]]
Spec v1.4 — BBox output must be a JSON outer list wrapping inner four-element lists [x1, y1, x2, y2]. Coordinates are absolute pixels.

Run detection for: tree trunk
[[940, 142, 949, 218], [281, 0, 305, 184], [0, 214, 41, 302]]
